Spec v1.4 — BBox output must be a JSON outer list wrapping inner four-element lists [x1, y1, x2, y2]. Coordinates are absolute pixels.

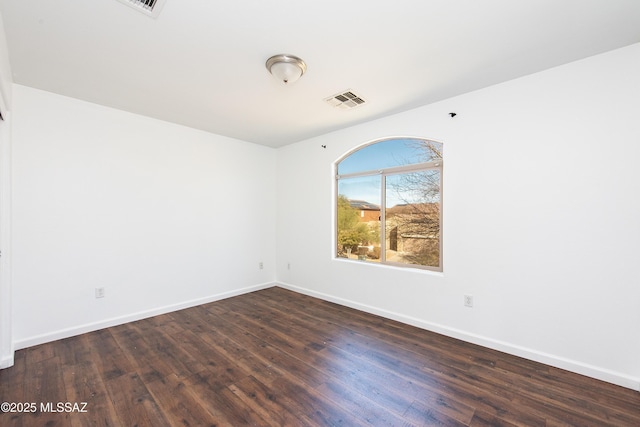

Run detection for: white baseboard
[[14, 282, 275, 351], [0, 352, 14, 369], [276, 281, 640, 392]]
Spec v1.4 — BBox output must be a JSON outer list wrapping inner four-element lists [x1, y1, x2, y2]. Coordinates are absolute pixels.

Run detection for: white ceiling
[[1, 0, 639, 148]]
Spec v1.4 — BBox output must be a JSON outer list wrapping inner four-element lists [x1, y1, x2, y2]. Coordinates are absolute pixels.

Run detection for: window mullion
[[380, 174, 386, 263], [336, 160, 441, 181]]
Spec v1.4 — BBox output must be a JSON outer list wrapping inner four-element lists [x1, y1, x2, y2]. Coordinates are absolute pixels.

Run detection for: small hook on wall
[[321, 145, 327, 149], [449, 112, 457, 117]]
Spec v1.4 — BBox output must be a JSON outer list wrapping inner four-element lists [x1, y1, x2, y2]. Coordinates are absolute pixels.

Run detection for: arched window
[[336, 138, 443, 271]]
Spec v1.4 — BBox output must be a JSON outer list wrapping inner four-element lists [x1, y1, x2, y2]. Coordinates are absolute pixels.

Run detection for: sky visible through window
[[338, 139, 422, 175], [337, 139, 440, 207]]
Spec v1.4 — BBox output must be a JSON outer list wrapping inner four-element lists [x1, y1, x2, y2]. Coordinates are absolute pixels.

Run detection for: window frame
[[335, 138, 443, 272]]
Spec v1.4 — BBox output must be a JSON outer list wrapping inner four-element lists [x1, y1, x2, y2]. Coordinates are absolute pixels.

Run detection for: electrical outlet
[[464, 294, 473, 308], [95, 287, 105, 299], [259, 262, 264, 270]]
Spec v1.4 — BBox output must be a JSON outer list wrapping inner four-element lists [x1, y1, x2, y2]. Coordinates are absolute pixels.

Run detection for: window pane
[[385, 170, 441, 267], [338, 139, 442, 175], [335, 137, 443, 271], [337, 176, 381, 261]]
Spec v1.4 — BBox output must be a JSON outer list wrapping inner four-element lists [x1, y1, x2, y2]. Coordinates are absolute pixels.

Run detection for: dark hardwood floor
[[1, 286, 638, 426]]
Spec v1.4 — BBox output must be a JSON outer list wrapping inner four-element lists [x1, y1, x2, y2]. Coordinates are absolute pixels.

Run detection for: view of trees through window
[[336, 138, 442, 271]]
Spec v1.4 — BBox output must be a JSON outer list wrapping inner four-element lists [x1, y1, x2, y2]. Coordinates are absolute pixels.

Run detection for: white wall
[[0, 10, 14, 368], [276, 43, 640, 390], [11, 85, 277, 347], [0, 10, 11, 110]]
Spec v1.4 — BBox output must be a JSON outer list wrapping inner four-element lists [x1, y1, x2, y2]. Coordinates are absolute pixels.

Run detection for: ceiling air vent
[[325, 90, 366, 110], [115, 0, 167, 18]]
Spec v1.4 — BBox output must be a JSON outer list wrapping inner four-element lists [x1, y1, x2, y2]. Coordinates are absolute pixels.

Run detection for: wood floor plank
[[197, 308, 331, 389], [1, 286, 638, 426], [104, 372, 171, 427], [403, 400, 469, 427], [182, 370, 272, 426], [170, 328, 252, 386], [129, 319, 207, 378], [469, 409, 519, 427], [22, 356, 70, 427], [109, 322, 182, 384], [62, 361, 119, 427], [227, 375, 312, 426], [0, 350, 27, 426], [315, 379, 416, 426], [269, 375, 369, 427], [84, 329, 135, 381]]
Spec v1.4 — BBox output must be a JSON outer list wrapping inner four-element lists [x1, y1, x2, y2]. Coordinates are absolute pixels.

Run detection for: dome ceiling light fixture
[[266, 54, 307, 85]]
